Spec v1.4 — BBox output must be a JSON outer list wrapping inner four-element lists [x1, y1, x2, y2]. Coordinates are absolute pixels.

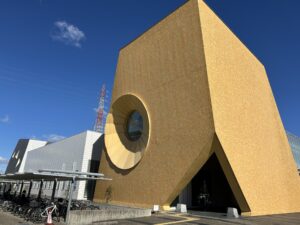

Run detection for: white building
[[5, 139, 48, 174], [6, 130, 103, 200]]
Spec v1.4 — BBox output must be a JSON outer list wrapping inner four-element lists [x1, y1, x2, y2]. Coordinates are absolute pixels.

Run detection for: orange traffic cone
[[45, 208, 54, 225]]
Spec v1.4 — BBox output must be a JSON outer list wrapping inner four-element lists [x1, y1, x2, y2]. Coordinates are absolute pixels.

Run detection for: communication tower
[[94, 84, 106, 133]]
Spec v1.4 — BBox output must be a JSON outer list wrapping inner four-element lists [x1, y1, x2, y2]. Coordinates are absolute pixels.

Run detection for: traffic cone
[[45, 208, 54, 225]]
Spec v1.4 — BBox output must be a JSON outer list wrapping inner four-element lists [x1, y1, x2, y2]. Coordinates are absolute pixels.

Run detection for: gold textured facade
[[94, 0, 300, 216]]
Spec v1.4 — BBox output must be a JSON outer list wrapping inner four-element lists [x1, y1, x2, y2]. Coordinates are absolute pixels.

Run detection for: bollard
[[227, 207, 239, 218], [176, 204, 187, 213], [152, 205, 160, 213]]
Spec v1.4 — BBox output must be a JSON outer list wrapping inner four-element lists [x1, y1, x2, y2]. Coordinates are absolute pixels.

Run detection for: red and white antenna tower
[[94, 84, 106, 133]]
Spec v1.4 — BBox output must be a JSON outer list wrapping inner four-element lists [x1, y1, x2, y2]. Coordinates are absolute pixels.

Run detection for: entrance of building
[[176, 153, 240, 213]]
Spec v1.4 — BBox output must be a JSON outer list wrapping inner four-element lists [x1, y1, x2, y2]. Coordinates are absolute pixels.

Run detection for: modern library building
[[94, 0, 300, 216]]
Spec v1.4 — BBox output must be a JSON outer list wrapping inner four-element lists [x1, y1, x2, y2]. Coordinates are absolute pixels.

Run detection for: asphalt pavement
[[1, 210, 300, 225]]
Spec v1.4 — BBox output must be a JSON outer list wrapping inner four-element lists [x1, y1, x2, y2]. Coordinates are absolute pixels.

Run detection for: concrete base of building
[[68, 204, 151, 225]]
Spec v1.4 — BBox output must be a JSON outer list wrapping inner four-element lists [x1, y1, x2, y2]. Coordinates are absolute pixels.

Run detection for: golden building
[[94, 0, 300, 216]]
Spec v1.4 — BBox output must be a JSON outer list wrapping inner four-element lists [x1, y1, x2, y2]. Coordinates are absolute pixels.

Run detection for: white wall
[[77, 131, 103, 199], [23, 131, 102, 200], [18, 140, 48, 173], [6, 139, 47, 174]]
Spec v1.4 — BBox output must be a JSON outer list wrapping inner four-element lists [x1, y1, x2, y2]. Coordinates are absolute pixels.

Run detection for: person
[[20, 190, 28, 204], [4, 187, 11, 200], [57, 198, 67, 220], [21, 190, 26, 197]]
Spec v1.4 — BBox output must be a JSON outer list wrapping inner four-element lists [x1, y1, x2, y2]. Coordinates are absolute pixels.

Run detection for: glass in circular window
[[126, 111, 143, 141]]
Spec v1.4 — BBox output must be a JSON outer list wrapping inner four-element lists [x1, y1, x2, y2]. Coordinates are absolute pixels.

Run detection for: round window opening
[[126, 111, 143, 141]]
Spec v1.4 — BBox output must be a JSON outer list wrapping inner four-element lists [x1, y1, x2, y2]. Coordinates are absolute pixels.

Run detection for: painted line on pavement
[[155, 213, 199, 225]]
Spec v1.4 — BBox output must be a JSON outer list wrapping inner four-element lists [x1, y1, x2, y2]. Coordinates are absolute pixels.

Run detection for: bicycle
[[41, 202, 60, 223]]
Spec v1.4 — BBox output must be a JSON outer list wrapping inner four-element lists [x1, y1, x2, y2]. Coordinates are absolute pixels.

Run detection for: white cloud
[[0, 115, 9, 123], [51, 21, 85, 47], [30, 135, 37, 140], [43, 134, 66, 142], [0, 156, 8, 165]]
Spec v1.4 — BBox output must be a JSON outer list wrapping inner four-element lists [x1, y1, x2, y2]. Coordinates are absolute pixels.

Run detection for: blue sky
[[0, 0, 300, 172]]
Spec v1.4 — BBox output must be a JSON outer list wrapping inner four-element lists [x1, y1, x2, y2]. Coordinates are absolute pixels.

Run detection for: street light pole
[[66, 177, 75, 224]]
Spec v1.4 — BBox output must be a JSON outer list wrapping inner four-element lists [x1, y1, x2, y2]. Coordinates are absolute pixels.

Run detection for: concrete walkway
[[0, 211, 65, 225], [0, 211, 26, 225]]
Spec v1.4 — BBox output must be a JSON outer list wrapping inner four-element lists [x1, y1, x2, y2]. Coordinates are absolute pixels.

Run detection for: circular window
[[105, 94, 150, 170], [126, 111, 143, 141]]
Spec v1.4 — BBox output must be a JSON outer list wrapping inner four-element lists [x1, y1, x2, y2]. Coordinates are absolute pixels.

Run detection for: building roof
[[0, 171, 111, 182]]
